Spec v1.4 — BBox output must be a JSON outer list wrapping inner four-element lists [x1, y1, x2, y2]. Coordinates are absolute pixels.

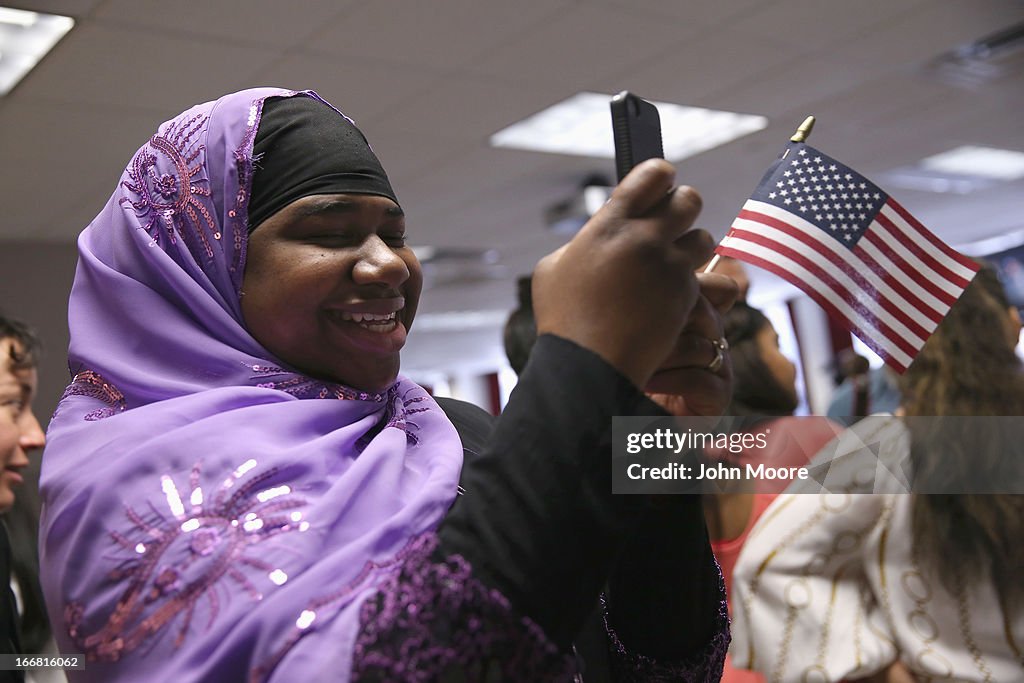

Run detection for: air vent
[[926, 21, 1024, 88]]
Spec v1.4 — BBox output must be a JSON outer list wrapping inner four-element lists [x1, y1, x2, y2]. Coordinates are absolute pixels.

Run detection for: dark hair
[[0, 313, 41, 369], [503, 276, 537, 376], [903, 263, 1024, 608], [723, 302, 797, 417]]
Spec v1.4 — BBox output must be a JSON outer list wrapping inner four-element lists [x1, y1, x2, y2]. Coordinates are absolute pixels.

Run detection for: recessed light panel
[[920, 145, 1024, 181], [0, 6, 74, 96], [490, 91, 768, 161]]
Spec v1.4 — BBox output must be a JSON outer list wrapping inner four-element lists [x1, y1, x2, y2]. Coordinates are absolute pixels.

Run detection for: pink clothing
[[711, 416, 842, 682], [713, 494, 776, 683]]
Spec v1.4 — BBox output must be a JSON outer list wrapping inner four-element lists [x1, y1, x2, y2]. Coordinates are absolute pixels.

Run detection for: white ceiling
[[2, 0, 1023, 377]]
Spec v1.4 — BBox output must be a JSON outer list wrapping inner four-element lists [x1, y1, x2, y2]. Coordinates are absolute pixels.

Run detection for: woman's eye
[[309, 233, 356, 245], [1, 398, 24, 416]]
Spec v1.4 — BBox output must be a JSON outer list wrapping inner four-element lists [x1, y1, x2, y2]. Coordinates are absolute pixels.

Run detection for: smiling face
[[0, 337, 44, 512], [241, 194, 422, 392]]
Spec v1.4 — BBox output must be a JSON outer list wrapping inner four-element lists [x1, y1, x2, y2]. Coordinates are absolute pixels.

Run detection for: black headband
[[248, 94, 398, 231]]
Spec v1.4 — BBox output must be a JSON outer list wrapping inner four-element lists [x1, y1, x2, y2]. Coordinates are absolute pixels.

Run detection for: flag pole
[[704, 115, 816, 274]]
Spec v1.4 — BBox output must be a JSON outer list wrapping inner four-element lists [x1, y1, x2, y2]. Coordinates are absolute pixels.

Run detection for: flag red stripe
[[860, 229, 958, 307], [886, 198, 980, 274], [874, 208, 972, 290], [717, 245, 907, 371], [725, 227, 922, 358], [736, 209, 936, 337]]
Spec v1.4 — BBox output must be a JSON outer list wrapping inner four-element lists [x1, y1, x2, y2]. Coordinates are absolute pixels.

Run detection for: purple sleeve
[[351, 533, 577, 682]]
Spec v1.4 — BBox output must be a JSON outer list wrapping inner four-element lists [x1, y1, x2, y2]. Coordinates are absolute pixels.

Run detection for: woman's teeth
[[336, 311, 398, 331]]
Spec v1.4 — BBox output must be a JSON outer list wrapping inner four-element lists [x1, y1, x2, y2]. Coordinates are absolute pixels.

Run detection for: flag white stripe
[[872, 206, 964, 298], [731, 214, 929, 345], [742, 201, 942, 329], [880, 204, 977, 282], [720, 234, 915, 368]]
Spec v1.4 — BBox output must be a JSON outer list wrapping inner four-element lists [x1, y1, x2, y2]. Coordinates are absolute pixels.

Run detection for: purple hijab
[[39, 88, 464, 682]]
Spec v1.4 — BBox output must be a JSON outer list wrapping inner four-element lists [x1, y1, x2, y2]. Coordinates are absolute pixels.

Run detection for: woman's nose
[[19, 409, 46, 452], [351, 236, 409, 288]]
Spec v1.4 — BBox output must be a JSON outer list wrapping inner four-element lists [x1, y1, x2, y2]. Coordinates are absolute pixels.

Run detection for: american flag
[[718, 142, 979, 372]]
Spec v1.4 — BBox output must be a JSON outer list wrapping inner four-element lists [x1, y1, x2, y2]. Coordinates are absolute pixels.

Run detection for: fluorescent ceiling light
[[878, 167, 993, 195], [0, 6, 74, 96], [490, 92, 768, 161], [414, 310, 509, 332], [919, 145, 1024, 181]]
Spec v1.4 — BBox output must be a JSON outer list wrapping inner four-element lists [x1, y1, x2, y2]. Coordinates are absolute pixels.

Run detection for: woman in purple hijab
[[39, 88, 734, 681]]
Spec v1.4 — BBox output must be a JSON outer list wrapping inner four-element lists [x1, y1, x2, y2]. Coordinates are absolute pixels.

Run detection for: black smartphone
[[610, 91, 664, 183]]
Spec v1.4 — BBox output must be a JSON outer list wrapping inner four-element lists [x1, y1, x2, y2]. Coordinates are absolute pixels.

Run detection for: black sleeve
[[354, 335, 728, 681], [437, 335, 656, 650], [437, 378, 726, 673]]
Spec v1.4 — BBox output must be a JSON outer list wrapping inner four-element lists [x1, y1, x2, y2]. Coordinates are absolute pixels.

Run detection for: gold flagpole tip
[[790, 115, 816, 143]]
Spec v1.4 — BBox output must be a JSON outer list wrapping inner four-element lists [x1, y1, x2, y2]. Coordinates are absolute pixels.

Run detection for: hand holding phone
[[610, 91, 664, 183]]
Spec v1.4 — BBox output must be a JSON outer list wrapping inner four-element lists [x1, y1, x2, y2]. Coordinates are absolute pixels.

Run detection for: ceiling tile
[[467, 3, 706, 88], [303, 0, 574, 70], [12, 23, 276, 111], [0, 101, 163, 239], [4, 0, 103, 18], [91, 0, 356, 48]]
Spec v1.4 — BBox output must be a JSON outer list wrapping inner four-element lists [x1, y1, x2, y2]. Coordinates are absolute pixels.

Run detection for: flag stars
[[798, 149, 807, 156], [783, 198, 793, 205], [829, 165, 837, 171], [769, 192, 777, 199], [784, 170, 792, 177], [776, 181, 785, 188]]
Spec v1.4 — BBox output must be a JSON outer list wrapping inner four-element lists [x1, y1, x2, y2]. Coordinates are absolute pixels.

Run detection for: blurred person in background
[[826, 348, 901, 425], [1, 314, 50, 683], [686, 301, 840, 683]]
